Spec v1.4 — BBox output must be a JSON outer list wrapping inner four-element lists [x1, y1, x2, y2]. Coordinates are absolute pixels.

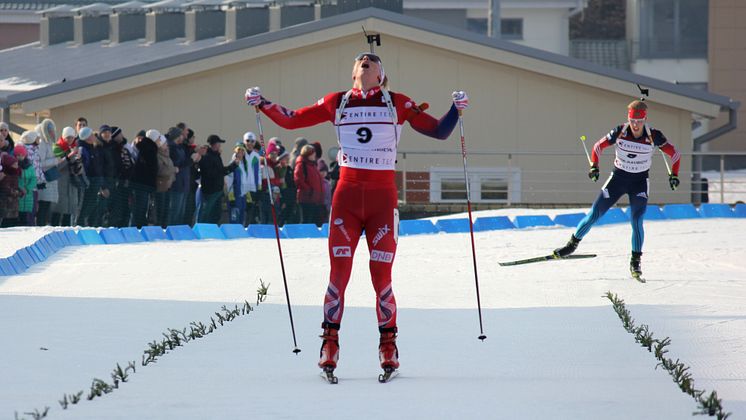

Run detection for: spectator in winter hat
[[77, 125, 109, 227], [0, 121, 15, 155], [130, 129, 159, 228], [108, 125, 135, 227], [50, 126, 84, 227], [195, 134, 239, 224], [14, 144, 37, 226], [0, 152, 21, 226], [290, 137, 308, 169], [34, 119, 61, 226], [266, 137, 280, 157]]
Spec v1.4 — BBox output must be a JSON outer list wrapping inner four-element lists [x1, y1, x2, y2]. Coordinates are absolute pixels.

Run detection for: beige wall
[[0, 23, 38, 50], [708, 1, 746, 152], [49, 33, 692, 203]]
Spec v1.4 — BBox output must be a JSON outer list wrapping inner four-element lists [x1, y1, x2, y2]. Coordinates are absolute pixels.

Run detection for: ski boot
[[553, 235, 581, 258], [319, 323, 340, 383], [630, 251, 643, 280], [379, 327, 400, 370]]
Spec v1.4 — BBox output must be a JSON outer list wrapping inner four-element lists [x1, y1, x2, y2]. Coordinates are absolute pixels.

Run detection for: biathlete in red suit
[[246, 52, 470, 373], [552, 100, 681, 278]]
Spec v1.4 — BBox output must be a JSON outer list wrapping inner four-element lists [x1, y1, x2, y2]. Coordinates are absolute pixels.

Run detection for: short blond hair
[[628, 100, 648, 112]]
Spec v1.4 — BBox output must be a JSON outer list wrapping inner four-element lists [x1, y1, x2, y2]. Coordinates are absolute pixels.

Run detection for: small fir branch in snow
[[605, 292, 731, 419], [59, 391, 84, 409], [257, 279, 269, 303], [23, 300, 257, 418], [14, 406, 49, 420]]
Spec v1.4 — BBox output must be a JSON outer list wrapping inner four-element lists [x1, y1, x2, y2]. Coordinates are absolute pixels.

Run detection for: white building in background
[[403, 0, 587, 55]]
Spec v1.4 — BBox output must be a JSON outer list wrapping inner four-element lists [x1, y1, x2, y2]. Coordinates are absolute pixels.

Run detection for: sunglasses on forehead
[[354, 53, 381, 63]]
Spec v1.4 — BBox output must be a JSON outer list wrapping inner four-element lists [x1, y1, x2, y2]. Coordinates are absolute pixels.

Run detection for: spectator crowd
[[0, 118, 339, 229]]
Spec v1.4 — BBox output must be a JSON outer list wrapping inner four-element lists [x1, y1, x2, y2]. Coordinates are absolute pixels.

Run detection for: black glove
[[669, 174, 680, 191], [588, 165, 600, 182]]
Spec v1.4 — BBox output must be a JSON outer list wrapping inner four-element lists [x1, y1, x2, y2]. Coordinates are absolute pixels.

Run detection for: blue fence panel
[[51, 230, 71, 246], [735, 203, 746, 218], [46, 232, 64, 250], [513, 215, 555, 229], [248, 224, 281, 238], [553, 213, 585, 228], [699, 203, 735, 218], [435, 218, 471, 233], [220, 224, 249, 239], [53, 230, 69, 246], [282, 224, 325, 239], [141, 226, 168, 241], [0, 258, 17, 275], [120, 227, 145, 243], [627, 205, 667, 220], [100, 228, 127, 244], [24, 246, 42, 264], [596, 208, 629, 225], [399, 219, 439, 236], [474, 216, 515, 231], [41, 234, 60, 253], [17, 248, 36, 267], [30, 243, 48, 261], [167, 225, 199, 240], [64, 230, 83, 245], [78, 229, 105, 245], [8, 254, 27, 273], [663, 204, 701, 220], [320, 223, 329, 237], [192, 224, 224, 240]]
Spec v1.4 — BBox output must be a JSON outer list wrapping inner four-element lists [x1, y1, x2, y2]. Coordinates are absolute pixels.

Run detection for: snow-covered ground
[[1, 212, 745, 419]]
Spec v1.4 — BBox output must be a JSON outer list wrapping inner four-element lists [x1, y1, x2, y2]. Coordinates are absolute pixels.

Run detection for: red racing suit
[[258, 86, 459, 331]]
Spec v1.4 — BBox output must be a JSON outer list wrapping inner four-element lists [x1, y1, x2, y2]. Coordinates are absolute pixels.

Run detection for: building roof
[[0, 7, 737, 116]]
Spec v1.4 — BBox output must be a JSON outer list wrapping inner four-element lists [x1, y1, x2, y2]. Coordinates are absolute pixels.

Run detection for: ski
[[631, 272, 646, 283], [320, 367, 338, 384], [498, 254, 597, 267], [378, 367, 398, 383]]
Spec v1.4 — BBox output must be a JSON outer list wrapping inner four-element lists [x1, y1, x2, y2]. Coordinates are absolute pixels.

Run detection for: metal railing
[[395, 150, 746, 206]]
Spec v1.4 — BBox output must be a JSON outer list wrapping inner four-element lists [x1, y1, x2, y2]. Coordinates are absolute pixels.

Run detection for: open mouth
[[361, 63, 370, 69]]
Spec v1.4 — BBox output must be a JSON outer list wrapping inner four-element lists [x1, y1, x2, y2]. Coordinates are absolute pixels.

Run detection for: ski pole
[[254, 106, 301, 355], [658, 148, 672, 176], [578, 135, 593, 166], [457, 109, 487, 342]]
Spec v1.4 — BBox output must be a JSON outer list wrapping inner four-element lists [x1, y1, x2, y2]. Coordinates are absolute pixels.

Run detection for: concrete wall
[[502, 8, 569, 55], [49, 34, 692, 203]]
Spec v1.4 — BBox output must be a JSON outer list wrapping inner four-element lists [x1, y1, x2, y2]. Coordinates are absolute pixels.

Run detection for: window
[[500, 18, 523, 40], [467, 18, 488, 35], [430, 167, 521, 203], [639, 0, 708, 58]]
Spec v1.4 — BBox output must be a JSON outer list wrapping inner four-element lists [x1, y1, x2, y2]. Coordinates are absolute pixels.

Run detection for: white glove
[[452, 91, 469, 110], [245, 86, 263, 107]]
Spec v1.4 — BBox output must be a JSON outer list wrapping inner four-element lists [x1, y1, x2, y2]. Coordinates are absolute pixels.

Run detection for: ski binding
[[378, 367, 398, 383]]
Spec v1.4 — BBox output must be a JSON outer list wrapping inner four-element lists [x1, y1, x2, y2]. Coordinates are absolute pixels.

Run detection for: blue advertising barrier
[[735, 203, 746, 218], [30, 243, 47, 261], [473, 216, 515, 231], [698, 203, 735, 218], [220, 224, 249, 239], [663, 204, 701, 220], [78, 229, 105, 245], [435, 218, 471, 233], [553, 213, 586, 228], [120, 227, 145, 243], [0, 258, 16, 275], [399, 219, 439, 236], [17, 248, 36, 267], [596, 208, 629, 225], [513, 215, 555, 229], [8, 254, 26, 273], [100, 228, 127, 244], [282, 224, 325, 239], [64, 230, 83, 245], [248, 224, 281, 239], [141, 226, 168, 241], [167, 225, 199, 240]]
